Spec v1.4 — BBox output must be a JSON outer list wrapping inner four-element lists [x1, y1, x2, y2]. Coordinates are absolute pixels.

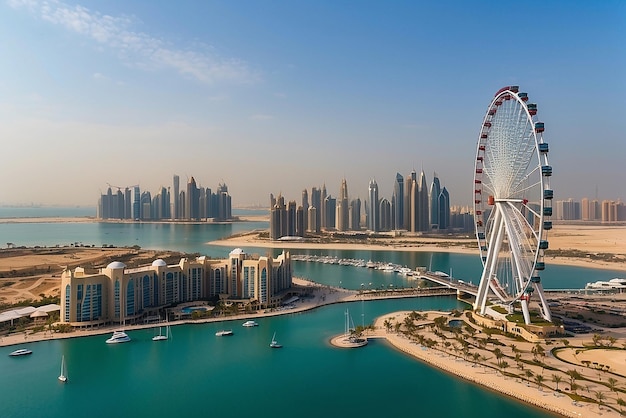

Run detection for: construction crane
[[106, 183, 139, 191]]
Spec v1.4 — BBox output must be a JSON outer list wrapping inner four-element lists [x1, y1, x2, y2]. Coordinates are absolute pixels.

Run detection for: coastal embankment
[[209, 223, 626, 272]]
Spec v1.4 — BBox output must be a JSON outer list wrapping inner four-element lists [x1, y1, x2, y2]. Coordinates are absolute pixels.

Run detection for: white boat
[[269, 332, 282, 348], [242, 320, 258, 327], [152, 325, 171, 341], [105, 330, 131, 344], [215, 329, 233, 337], [585, 278, 626, 291], [58, 355, 68, 383], [9, 348, 32, 357]]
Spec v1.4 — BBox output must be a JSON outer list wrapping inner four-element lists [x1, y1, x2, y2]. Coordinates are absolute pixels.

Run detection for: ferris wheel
[[472, 86, 553, 325]]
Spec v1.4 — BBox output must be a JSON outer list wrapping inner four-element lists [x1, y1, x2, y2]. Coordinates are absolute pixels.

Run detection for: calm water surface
[[0, 209, 615, 417], [1, 299, 555, 418]]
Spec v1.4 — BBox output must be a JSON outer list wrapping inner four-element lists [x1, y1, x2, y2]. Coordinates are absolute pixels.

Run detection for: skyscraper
[[379, 198, 391, 231], [270, 194, 287, 240], [124, 187, 132, 219], [417, 170, 429, 231], [186, 177, 200, 220], [324, 195, 336, 229], [429, 173, 441, 230], [133, 186, 140, 220], [307, 206, 317, 233], [173, 174, 180, 219], [368, 179, 379, 232], [350, 198, 361, 231], [392, 173, 404, 230], [438, 187, 450, 229], [287, 201, 297, 236], [405, 170, 416, 231], [310, 187, 321, 233], [321, 184, 327, 229], [216, 183, 232, 220], [301, 189, 309, 232], [336, 179, 349, 231]]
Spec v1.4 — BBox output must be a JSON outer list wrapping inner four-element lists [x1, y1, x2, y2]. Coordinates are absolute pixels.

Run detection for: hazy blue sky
[[1, 0, 624, 207]]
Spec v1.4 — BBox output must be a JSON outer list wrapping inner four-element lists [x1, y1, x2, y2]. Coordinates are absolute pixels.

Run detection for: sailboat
[[152, 324, 171, 341], [269, 332, 282, 348], [58, 355, 67, 383]]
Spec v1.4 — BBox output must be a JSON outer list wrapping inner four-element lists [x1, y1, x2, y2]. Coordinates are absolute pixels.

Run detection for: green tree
[[383, 319, 392, 333], [524, 370, 534, 386], [499, 361, 510, 376], [493, 348, 503, 366], [551, 374, 562, 391], [535, 374, 545, 390], [567, 369, 582, 392], [595, 391, 606, 412]]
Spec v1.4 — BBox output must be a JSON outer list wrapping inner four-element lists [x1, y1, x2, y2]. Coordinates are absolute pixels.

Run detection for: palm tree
[[531, 343, 545, 362], [595, 390, 606, 412], [525, 370, 534, 386], [509, 344, 518, 354], [535, 374, 545, 390], [616, 397, 626, 415], [473, 352, 481, 365], [608, 377, 618, 392], [480, 355, 490, 372], [567, 369, 582, 392], [493, 348, 503, 366], [551, 374, 562, 391], [592, 333, 602, 347], [499, 361, 510, 377], [383, 319, 392, 333], [404, 316, 415, 334]]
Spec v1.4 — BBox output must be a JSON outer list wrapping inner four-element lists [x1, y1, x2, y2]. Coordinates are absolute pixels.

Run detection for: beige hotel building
[[61, 249, 291, 326]]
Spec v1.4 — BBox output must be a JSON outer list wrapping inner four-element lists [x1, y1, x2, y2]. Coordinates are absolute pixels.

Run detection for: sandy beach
[[368, 311, 622, 418]]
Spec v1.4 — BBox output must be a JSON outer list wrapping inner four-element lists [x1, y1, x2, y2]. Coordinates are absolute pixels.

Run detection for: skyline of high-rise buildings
[[97, 174, 232, 221], [269, 170, 453, 240]]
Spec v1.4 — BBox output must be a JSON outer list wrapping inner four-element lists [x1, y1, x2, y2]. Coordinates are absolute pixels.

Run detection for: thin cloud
[[8, 0, 257, 84]]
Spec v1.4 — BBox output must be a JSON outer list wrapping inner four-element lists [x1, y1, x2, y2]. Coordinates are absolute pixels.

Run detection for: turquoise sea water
[[2, 298, 555, 418], [0, 208, 618, 417]]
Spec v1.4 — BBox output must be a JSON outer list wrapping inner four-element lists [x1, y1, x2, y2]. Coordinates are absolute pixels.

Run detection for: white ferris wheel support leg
[[500, 203, 532, 325], [534, 282, 552, 322], [474, 205, 505, 315], [520, 297, 531, 325]]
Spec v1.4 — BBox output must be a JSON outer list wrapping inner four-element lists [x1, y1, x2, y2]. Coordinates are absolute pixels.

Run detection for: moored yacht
[[152, 325, 170, 341], [9, 348, 32, 357], [585, 278, 626, 291], [242, 320, 258, 327], [269, 332, 282, 348], [106, 330, 131, 344]]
